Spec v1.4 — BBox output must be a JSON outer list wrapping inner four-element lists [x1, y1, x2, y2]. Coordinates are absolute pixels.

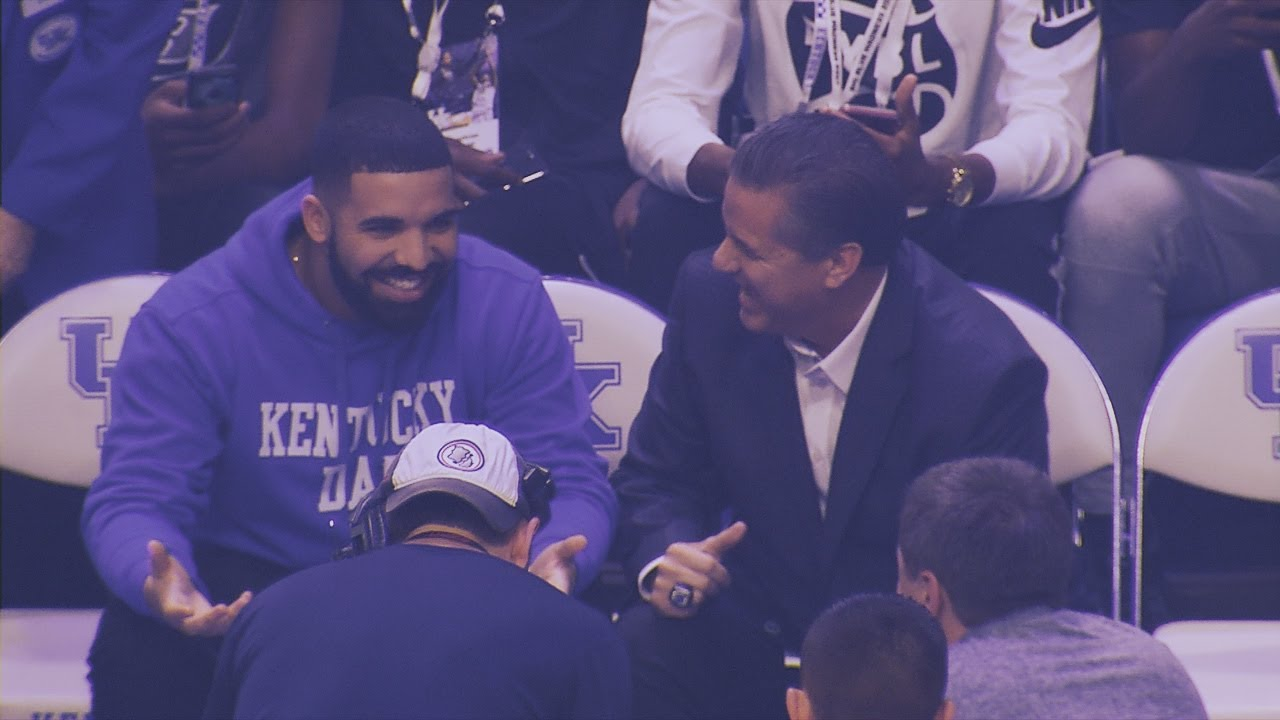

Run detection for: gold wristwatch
[[946, 163, 975, 208]]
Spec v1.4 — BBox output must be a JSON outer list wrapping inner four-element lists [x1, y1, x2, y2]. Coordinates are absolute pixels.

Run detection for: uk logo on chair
[[1238, 329, 1280, 460], [561, 318, 624, 453], [61, 316, 121, 448], [541, 277, 665, 475], [1, 274, 167, 486]]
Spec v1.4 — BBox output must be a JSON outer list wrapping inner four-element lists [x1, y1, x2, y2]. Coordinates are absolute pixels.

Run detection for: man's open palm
[[143, 540, 251, 637]]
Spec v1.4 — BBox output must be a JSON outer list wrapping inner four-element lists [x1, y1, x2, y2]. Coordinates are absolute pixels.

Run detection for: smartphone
[[186, 65, 240, 109], [841, 105, 902, 135], [488, 140, 549, 191], [502, 141, 549, 184]]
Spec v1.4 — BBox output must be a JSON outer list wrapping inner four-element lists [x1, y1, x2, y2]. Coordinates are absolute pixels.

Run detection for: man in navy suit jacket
[[612, 111, 1049, 720]]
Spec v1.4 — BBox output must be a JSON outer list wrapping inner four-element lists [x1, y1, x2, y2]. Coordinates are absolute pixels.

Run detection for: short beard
[[326, 231, 446, 331]]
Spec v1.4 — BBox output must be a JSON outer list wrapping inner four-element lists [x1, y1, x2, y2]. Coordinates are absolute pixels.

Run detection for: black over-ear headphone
[[335, 457, 553, 560]]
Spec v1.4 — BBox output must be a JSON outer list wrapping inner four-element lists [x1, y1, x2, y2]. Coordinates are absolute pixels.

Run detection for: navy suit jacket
[[612, 240, 1049, 647]]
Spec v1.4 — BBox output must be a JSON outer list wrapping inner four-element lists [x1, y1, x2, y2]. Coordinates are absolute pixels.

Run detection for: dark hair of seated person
[[898, 456, 1073, 628], [801, 593, 948, 720]]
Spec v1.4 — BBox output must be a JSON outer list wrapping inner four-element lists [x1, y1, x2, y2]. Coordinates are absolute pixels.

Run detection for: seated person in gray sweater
[[787, 593, 953, 720], [896, 457, 1206, 720]]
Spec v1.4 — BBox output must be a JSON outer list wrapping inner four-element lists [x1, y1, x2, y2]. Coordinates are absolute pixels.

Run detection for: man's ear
[[917, 569, 945, 617], [785, 687, 813, 720], [898, 550, 944, 616], [510, 517, 539, 568], [823, 242, 863, 289], [936, 698, 956, 720], [301, 194, 331, 245]]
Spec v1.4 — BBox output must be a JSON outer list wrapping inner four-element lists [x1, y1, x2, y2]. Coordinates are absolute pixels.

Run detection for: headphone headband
[[336, 453, 553, 560]]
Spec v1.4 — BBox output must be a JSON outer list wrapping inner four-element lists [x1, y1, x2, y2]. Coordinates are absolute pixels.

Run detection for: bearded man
[[81, 96, 613, 720]]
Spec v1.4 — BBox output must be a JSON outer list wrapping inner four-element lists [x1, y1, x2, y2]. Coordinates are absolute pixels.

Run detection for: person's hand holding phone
[[446, 138, 524, 201], [142, 77, 250, 193], [822, 75, 951, 206]]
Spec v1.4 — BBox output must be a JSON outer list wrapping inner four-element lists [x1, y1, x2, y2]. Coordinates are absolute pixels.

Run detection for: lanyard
[[404, 0, 451, 102], [187, 0, 213, 71], [798, 0, 833, 110], [799, 0, 903, 110], [871, 0, 911, 107], [402, 0, 504, 103]]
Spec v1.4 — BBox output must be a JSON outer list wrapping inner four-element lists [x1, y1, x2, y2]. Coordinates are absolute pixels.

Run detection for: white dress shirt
[[784, 273, 887, 516]]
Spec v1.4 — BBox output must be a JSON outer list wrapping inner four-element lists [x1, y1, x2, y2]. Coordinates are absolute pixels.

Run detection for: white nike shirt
[[623, 0, 1100, 205]]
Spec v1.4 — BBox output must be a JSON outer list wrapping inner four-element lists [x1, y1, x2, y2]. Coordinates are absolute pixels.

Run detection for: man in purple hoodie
[[81, 96, 615, 719]]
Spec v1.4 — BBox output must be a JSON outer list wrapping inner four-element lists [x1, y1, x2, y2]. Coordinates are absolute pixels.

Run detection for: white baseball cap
[[384, 423, 526, 533]]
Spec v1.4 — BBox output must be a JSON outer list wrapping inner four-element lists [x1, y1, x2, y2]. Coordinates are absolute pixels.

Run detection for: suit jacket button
[[763, 620, 782, 637]]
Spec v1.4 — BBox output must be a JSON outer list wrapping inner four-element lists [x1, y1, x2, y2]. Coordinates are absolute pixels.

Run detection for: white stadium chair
[[0, 273, 168, 720], [0, 609, 104, 720], [542, 277, 665, 611], [1131, 289, 1280, 720], [541, 277, 666, 476], [975, 286, 1123, 620], [1153, 620, 1280, 720], [0, 274, 169, 486]]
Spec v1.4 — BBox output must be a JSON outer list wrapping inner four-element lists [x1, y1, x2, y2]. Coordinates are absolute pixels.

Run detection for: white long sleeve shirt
[[622, 0, 1099, 205]]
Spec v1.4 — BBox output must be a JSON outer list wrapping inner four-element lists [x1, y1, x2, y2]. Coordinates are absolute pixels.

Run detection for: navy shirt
[[204, 544, 630, 720]]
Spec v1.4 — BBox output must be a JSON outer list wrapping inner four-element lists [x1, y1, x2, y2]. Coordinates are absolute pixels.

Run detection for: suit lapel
[[820, 253, 916, 566], [729, 333, 824, 581]]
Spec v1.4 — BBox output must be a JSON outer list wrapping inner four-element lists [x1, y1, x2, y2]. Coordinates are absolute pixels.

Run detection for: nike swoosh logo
[[1030, 8, 1097, 49]]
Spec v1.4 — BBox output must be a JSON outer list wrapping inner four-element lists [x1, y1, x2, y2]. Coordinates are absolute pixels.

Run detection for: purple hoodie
[[82, 179, 615, 615]]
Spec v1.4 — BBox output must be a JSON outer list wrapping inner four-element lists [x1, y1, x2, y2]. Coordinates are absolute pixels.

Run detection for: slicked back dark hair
[[898, 457, 1072, 628], [730, 111, 905, 264], [310, 96, 452, 202], [802, 593, 948, 720]]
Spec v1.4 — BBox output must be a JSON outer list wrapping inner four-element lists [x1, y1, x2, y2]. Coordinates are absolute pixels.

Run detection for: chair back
[[0, 273, 166, 720], [0, 609, 103, 720], [977, 286, 1123, 621], [976, 287, 1121, 487], [1138, 289, 1280, 501], [542, 278, 665, 475], [1152, 620, 1280, 720], [1132, 289, 1280, 627], [0, 274, 169, 487]]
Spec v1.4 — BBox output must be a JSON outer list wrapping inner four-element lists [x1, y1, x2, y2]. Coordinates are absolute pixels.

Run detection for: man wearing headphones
[[203, 422, 630, 720]]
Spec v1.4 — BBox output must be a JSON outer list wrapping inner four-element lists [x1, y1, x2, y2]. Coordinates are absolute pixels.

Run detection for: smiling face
[[306, 169, 464, 330], [712, 179, 839, 339]]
